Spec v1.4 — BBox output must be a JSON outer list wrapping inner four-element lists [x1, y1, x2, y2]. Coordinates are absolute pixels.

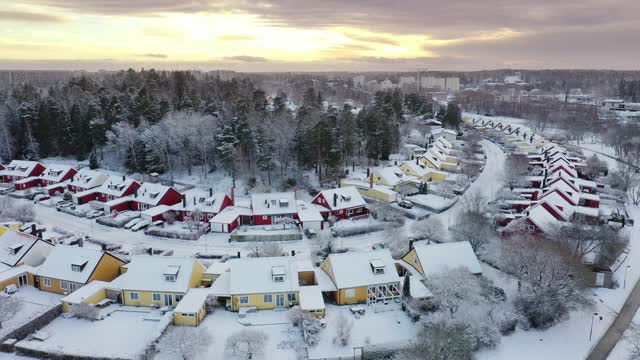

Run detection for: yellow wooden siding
[[174, 306, 206, 326], [370, 172, 390, 187], [122, 290, 185, 307], [298, 271, 315, 286], [0, 272, 33, 291], [419, 157, 439, 169], [441, 163, 457, 172], [320, 260, 336, 285], [430, 172, 447, 182], [37, 277, 83, 295], [88, 254, 127, 283], [188, 261, 206, 288], [231, 292, 298, 311], [62, 288, 106, 312], [401, 249, 424, 275], [303, 309, 325, 318], [335, 287, 368, 305]]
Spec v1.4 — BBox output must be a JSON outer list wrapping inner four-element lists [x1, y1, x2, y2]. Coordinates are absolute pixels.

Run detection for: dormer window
[[341, 195, 351, 202], [71, 260, 88, 272], [149, 191, 160, 199], [279, 199, 289, 208], [17, 167, 28, 172], [84, 177, 92, 183], [164, 265, 180, 282], [8, 244, 23, 255], [272, 266, 286, 282], [370, 259, 385, 275]]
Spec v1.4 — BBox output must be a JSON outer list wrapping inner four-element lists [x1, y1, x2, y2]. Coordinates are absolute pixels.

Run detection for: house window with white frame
[[287, 293, 296, 302], [175, 294, 183, 303], [60, 281, 68, 290], [526, 225, 536, 232], [264, 294, 272, 303], [345, 288, 355, 298], [152, 293, 161, 302], [42, 278, 51, 287], [130, 292, 140, 301], [239, 296, 249, 304]]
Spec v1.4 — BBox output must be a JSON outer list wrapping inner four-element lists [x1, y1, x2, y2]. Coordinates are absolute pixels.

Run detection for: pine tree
[[256, 129, 276, 185], [443, 102, 462, 130], [216, 124, 238, 187], [89, 151, 99, 169]]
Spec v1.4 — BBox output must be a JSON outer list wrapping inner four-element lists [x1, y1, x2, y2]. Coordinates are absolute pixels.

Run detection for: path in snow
[[429, 139, 506, 240]]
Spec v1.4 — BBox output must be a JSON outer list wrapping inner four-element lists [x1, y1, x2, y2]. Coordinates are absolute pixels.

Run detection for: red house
[[1, 160, 45, 183], [67, 168, 109, 194], [250, 192, 298, 225], [128, 183, 182, 212], [501, 201, 566, 237], [311, 186, 368, 221], [171, 188, 233, 222], [72, 175, 140, 205], [209, 206, 254, 233]]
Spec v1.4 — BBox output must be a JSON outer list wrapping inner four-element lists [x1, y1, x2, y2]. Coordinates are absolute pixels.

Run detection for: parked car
[[33, 194, 50, 203], [150, 220, 164, 228], [131, 220, 150, 232], [85, 210, 104, 219], [0, 188, 14, 195], [398, 200, 413, 209], [304, 228, 317, 239], [56, 201, 73, 211], [124, 218, 143, 229]]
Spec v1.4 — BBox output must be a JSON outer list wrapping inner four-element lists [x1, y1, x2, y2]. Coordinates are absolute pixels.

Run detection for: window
[[273, 276, 284, 282], [262, 215, 268, 220], [526, 225, 536, 232], [130, 292, 140, 301], [164, 274, 176, 282], [60, 281, 68, 290], [152, 293, 161, 302], [287, 293, 296, 302], [175, 295, 183, 303], [345, 289, 355, 299], [264, 294, 272, 303], [183, 313, 195, 317], [339, 210, 343, 214], [43, 278, 51, 287], [374, 267, 385, 275], [239, 296, 249, 304], [71, 265, 83, 272], [69, 282, 82, 292]]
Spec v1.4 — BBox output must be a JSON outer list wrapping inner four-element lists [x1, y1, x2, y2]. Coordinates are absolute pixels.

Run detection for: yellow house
[[429, 170, 448, 182], [173, 288, 209, 326], [61, 280, 113, 312], [400, 161, 431, 181], [201, 262, 230, 287], [0, 265, 35, 291], [401, 241, 482, 278], [369, 167, 406, 188], [299, 285, 325, 317], [320, 249, 401, 305], [35, 245, 126, 295], [340, 180, 396, 203], [0, 224, 55, 270], [110, 256, 205, 308], [419, 152, 442, 170]]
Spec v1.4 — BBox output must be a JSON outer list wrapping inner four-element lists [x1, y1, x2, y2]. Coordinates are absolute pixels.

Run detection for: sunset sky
[[1, 0, 639, 71]]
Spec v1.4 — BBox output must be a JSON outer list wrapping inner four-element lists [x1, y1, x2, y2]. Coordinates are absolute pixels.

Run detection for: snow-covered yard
[[16, 307, 171, 359], [0, 286, 62, 339], [155, 309, 303, 360], [307, 303, 418, 360]]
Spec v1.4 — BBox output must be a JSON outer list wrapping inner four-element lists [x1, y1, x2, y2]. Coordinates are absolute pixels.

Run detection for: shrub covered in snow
[[225, 329, 268, 359], [160, 326, 212, 360], [0, 298, 21, 329], [333, 313, 353, 347], [302, 314, 323, 347], [287, 306, 304, 327], [70, 303, 101, 321], [246, 241, 284, 258]]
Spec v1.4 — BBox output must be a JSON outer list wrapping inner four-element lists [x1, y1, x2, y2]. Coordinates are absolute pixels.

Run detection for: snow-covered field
[[0, 286, 62, 339], [17, 307, 171, 359]]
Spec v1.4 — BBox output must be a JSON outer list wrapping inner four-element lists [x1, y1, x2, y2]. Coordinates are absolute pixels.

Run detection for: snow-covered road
[[429, 139, 506, 240]]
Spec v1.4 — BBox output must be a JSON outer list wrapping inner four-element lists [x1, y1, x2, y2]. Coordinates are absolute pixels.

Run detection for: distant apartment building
[[353, 75, 365, 87]]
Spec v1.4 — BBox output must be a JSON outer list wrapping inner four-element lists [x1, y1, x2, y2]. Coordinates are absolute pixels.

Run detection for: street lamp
[[624, 265, 631, 289], [590, 312, 602, 341]]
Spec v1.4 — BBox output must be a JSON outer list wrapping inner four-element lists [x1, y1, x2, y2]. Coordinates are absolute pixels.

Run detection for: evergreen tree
[[443, 102, 462, 129], [89, 151, 99, 169], [216, 124, 238, 187], [255, 129, 276, 185]]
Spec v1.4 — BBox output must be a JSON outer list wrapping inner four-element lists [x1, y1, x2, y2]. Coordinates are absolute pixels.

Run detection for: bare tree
[[246, 241, 284, 258], [451, 210, 494, 254], [334, 313, 353, 346], [162, 211, 176, 225], [548, 220, 623, 260], [161, 326, 212, 360], [410, 218, 443, 243], [625, 327, 640, 360], [225, 329, 268, 359], [395, 316, 474, 360], [70, 303, 101, 321], [503, 154, 530, 190], [0, 298, 21, 329], [424, 268, 483, 318]]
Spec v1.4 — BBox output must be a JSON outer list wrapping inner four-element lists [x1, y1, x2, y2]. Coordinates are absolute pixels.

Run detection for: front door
[[164, 294, 173, 307], [276, 294, 285, 308], [18, 274, 28, 287]]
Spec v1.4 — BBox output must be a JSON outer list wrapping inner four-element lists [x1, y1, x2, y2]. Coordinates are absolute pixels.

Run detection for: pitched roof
[[299, 285, 325, 311], [315, 187, 366, 211], [0, 225, 47, 267], [210, 206, 253, 224], [111, 256, 199, 293], [132, 182, 175, 206], [324, 249, 400, 289], [95, 175, 139, 197], [68, 168, 109, 189], [1, 160, 41, 177], [170, 188, 229, 213], [251, 192, 297, 215], [411, 241, 482, 276], [39, 164, 75, 183], [420, 152, 442, 169], [373, 166, 406, 186], [402, 161, 431, 177], [37, 245, 111, 283], [227, 256, 307, 294], [297, 202, 324, 222]]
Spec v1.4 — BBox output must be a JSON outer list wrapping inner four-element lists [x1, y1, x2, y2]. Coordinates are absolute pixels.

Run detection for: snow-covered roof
[[420, 152, 442, 169], [324, 249, 400, 289], [1, 160, 40, 177], [522, 202, 564, 233], [208, 271, 231, 296], [430, 128, 457, 137], [141, 205, 172, 217], [170, 188, 229, 213], [204, 261, 230, 275], [575, 206, 599, 218], [411, 241, 482, 276], [37, 245, 111, 284], [61, 280, 112, 304], [14, 176, 39, 185], [133, 183, 174, 206], [174, 288, 211, 313], [407, 276, 433, 299], [0, 264, 35, 284], [0, 226, 47, 267], [340, 179, 398, 196], [299, 285, 325, 311], [39, 164, 74, 183], [251, 192, 297, 215], [227, 256, 308, 295], [209, 206, 253, 224], [428, 148, 447, 163], [402, 161, 431, 177], [68, 168, 108, 190], [111, 256, 200, 293], [93, 175, 138, 197], [435, 136, 453, 149], [315, 187, 367, 211], [297, 202, 324, 222], [373, 166, 407, 187]]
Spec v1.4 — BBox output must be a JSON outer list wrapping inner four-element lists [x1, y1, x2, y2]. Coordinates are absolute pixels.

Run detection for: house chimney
[[148, 247, 153, 255], [291, 250, 295, 256], [122, 175, 125, 181], [394, 161, 397, 166], [237, 251, 241, 258], [409, 239, 415, 250], [416, 157, 419, 165], [194, 196, 196, 205], [369, 174, 374, 189], [333, 193, 338, 208], [31, 224, 37, 236], [182, 194, 186, 207], [101, 244, 107, 251], [209, 188, 213, 197], [231, 187, 235, 205]]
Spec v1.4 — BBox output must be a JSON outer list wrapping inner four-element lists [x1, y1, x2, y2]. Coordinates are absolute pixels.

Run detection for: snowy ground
[[307, 303, 418, 360], [155, 309, 303, 360], [607, 310, 640, 359], [0, 286, 62, 339], [17, 306, 171, 359]]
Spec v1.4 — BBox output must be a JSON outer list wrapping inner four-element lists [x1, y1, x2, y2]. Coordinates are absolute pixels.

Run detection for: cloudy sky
[[1, 0, 638, 71]]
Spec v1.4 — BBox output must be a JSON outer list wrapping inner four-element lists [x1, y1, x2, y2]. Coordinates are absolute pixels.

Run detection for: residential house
[[296, 201, 325, 230], [400, 160, 432, 182], [320, 249, 401, 305], [311, 186, 368, 221], [14, 164, 77, 195], [209, 206, 254, 233], [72, 175, 140, 205], [67, 168, 109, 194], [36, 245, 126, 295], [251, 192, 298, 225], [127, 183, 182, 212], [0, 225, 55, 290], [171, 188, 233, 222], [501, 201, 565, 236], [0, 160, 46, 183], [401, 241, 482, 277]]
